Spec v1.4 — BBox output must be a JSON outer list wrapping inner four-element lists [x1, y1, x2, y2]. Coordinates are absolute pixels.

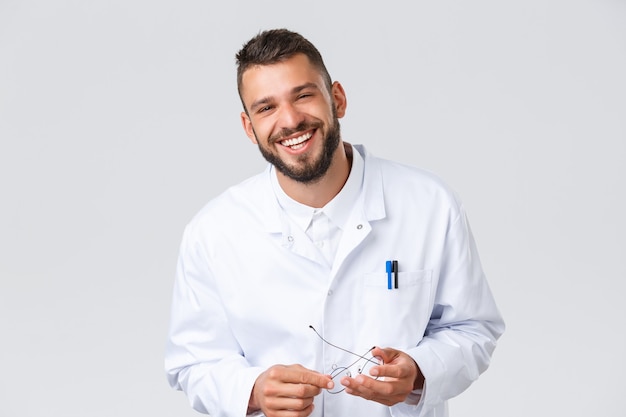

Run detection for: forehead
[[240, 54, 326, 101]]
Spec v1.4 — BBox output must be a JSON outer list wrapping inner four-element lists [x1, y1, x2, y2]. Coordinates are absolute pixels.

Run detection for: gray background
[[1, 1, 625, 416]]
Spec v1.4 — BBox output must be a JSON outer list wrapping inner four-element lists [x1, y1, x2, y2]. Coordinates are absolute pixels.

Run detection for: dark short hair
[[236, 29, 333, 111]]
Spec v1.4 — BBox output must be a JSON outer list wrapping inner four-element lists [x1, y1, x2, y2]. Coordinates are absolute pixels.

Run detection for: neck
[[277, 142, 353, 208]]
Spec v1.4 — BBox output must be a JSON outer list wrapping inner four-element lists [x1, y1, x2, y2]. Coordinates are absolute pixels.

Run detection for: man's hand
[[248, 364, 333, 417], [340, 347, 424, 406]]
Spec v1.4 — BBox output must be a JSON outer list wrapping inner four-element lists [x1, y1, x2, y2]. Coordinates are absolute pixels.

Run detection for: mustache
[[269, 121, 321, 144]]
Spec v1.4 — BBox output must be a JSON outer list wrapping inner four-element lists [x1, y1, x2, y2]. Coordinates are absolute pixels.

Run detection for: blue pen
[[386, 260, 392, 289]]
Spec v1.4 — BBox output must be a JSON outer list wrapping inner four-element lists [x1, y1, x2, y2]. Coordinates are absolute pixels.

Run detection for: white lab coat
[[165, 144, 505, 417]]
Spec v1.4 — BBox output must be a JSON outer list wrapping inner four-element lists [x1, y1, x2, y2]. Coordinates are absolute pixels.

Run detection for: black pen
[[393, 260, 398, 289]]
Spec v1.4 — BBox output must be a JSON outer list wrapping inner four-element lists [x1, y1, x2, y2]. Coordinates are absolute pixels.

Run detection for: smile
[[280, 131, 313, 150]]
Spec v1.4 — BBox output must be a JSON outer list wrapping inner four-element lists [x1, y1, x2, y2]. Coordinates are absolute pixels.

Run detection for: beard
[[255, 115, 342, 184]]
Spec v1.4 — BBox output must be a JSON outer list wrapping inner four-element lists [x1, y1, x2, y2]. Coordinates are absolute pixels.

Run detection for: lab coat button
[[287, 236, 294, 242], [327, 290, 333, 296], [356, 224, 363, 230]]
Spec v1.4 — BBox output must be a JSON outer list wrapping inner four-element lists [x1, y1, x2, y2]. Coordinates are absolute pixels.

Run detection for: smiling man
[[165, 29, 505, 417], [240, 52, 349, 207]]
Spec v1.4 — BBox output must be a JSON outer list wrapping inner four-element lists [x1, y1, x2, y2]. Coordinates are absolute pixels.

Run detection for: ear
[[240, 112, 258, 144], [331, 81, 347, 118]]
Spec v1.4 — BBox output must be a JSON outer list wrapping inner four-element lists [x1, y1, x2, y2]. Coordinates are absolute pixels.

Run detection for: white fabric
[[164, 144, 505, 417], [271, 144, 364, 267]]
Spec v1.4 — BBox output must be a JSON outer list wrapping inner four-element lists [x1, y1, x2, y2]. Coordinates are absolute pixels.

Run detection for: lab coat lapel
[[262, 146, 386, 269], [282, 220, 328, 266], [258, 167, 328, 266], [331, 205, 371, 277], [331, 147, 386, 276]]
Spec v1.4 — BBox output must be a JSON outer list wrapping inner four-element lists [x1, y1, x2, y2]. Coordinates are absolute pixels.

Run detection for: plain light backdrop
[[1, 1, 624, 416]]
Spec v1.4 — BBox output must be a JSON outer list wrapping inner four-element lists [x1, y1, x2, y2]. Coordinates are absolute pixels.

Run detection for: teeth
[[281, 132, 312, 147]]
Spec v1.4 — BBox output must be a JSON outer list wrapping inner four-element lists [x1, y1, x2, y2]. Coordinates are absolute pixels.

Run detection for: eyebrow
[[248, 82, 321, 113]]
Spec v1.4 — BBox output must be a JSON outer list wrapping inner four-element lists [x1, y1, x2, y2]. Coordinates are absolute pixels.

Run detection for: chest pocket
[[360, 270, 433, 347]]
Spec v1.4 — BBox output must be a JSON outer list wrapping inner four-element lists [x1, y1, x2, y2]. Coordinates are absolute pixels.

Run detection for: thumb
[[371, 346, 399, 364]]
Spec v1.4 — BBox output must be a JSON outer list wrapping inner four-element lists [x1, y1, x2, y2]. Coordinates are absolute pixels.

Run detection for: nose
[[277, 102, 305, 130]]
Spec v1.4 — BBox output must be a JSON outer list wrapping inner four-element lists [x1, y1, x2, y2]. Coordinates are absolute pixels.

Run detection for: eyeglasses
[[309, 325, 383, 394]]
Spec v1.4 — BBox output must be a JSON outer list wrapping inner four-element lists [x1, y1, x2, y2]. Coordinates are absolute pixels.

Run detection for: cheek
[[247, 120, 269, 144], [252, 119, 273, 139]]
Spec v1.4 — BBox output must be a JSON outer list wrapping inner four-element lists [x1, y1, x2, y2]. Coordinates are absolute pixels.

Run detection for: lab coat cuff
[[389, 389, 424, 417], [242, 367, 266, 417], [399, 346, 443, 416]]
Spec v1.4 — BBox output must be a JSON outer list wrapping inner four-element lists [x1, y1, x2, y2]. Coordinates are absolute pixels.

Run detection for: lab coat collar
[[270, 143, 366, 233], [350, 144, 385, 222], [258, 144, 386, 234], [322, 144, 365, 230]]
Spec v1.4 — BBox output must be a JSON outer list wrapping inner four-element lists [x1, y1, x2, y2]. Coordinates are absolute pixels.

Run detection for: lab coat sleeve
[[394, 205, 505, 417], [164, 223, 264, 417]]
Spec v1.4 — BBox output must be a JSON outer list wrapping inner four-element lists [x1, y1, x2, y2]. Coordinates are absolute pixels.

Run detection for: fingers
[[340, 348, 420, 406], [368, 347, 417, 379], [251, 364, 333, 417], [261, 395, 316, 417], [341, 373, 404, 406], [281, 364, 334, 389], [260, 364, 333, 394]]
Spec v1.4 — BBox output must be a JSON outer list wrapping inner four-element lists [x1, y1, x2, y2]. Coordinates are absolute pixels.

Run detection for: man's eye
[[258, 105, 272, 113]]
